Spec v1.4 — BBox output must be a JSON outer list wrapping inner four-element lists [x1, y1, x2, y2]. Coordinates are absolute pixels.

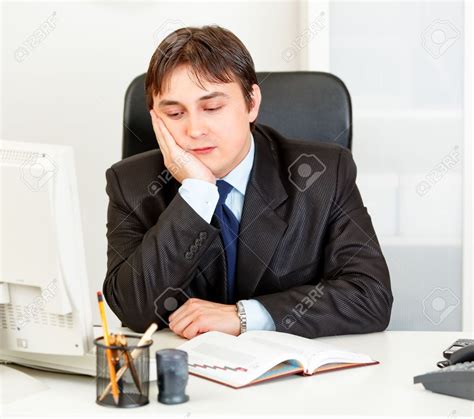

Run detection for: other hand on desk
[[168, 298, 240, 339]]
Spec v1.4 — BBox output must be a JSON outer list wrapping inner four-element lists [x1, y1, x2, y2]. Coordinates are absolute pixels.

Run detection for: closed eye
[[166, 106, 223, 119]]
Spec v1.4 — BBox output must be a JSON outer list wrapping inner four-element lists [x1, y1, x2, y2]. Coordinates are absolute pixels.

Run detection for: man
[[103, 25, 393, 339]]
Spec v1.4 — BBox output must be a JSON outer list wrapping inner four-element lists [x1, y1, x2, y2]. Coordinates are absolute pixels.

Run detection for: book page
[[177, 331, 307, 388], [240, 331, 375, 373]]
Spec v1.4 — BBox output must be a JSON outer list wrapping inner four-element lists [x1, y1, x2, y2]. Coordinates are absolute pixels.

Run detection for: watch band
[[236, 300, 247, 334]]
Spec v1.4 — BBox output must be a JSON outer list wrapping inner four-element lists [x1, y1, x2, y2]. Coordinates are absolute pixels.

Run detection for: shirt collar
[[219, 132, 255, 196]]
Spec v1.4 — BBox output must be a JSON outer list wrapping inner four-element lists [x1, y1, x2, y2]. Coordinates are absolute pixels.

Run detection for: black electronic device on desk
[[414, 339, 474, 401]]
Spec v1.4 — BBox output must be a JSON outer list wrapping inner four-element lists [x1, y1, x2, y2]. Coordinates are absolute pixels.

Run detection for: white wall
[[328, 1, 466, 331]]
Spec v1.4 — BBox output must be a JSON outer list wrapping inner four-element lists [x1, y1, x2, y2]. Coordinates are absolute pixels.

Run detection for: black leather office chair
[[122, 71, 352, 159]]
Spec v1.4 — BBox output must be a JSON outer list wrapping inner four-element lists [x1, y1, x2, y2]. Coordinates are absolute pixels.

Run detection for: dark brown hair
[[145, 25, 258, 131]]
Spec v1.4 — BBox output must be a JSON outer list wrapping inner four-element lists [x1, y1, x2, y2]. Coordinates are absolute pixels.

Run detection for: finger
[[169, 302, 201, 328], [168, 298, 202, 323], [170, 312, 196, 336], [156, 115, 181, 154], [182, 320, 203, 340], [169, 300, 231, 326], [149, 110, 169, 155]]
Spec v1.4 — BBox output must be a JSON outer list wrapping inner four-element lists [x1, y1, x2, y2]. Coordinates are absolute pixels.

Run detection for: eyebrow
[[158, 91, 230, 108]]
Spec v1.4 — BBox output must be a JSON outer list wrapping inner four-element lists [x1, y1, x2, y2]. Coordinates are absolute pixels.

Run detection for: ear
[[247, 84, 262, 124]]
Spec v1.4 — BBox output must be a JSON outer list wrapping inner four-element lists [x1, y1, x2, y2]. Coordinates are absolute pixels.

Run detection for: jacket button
[[199, 232, 207, 240], [184, 251, 193, 260], [190, 244, 198, 253]]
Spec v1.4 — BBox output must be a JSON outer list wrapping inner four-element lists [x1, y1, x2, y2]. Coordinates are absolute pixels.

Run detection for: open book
[[177, 330, 378, 389]]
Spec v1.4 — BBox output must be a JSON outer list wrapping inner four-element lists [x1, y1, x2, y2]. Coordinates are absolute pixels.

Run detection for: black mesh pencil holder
[[94, 335, 152, 408]]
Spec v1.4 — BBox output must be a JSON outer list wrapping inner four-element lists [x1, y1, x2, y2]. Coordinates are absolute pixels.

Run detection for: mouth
[[191, 146, 216, 155]]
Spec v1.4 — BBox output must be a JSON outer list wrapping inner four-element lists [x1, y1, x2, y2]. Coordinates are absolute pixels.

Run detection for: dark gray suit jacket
[[103, 123, 393, 337]]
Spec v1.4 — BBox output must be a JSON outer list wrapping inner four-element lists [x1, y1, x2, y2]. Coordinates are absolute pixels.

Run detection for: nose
[[186, 112, 208, 140]]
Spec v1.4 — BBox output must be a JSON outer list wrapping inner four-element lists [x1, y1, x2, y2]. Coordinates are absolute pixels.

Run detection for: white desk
[[2, 329, 473, 417]]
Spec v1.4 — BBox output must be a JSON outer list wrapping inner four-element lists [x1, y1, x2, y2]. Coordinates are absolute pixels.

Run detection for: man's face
[[153, 64, 261, 178]]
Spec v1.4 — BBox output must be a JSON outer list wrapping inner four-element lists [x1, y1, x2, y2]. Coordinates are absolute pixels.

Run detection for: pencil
[[99, 322, 158, 402], [109, 334, 124, 393], [97, 291, 120, 405], [116, 334, 142, 394]]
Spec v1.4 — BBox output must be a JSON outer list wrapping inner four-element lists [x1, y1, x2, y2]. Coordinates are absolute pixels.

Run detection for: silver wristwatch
[[236, 300, 247, 334]]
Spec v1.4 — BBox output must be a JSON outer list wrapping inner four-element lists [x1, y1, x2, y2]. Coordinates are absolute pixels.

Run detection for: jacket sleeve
[[253, 147, 393, 339], [102, 166, 220, 332]]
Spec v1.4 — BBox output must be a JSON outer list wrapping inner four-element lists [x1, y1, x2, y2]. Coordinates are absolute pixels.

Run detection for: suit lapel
[[235, 126, 288, 302]]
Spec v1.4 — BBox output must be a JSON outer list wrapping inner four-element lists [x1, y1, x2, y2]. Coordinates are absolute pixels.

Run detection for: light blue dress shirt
[[178, 133, 276, 332]]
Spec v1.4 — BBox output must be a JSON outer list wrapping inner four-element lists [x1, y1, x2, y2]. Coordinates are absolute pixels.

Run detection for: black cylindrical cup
[[156, 349, 190, 404], [94, 335, 152, 408]]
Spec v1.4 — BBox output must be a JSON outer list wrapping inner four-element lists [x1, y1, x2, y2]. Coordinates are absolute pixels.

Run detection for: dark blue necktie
[[214, 180, 240, 302]]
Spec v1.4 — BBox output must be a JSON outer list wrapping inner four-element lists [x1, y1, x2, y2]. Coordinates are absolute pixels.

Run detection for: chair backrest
[[122, 71, 352, 159]]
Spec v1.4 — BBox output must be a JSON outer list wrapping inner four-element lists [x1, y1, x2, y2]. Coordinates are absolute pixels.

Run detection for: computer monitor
[[0, 140, 94, 366]]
